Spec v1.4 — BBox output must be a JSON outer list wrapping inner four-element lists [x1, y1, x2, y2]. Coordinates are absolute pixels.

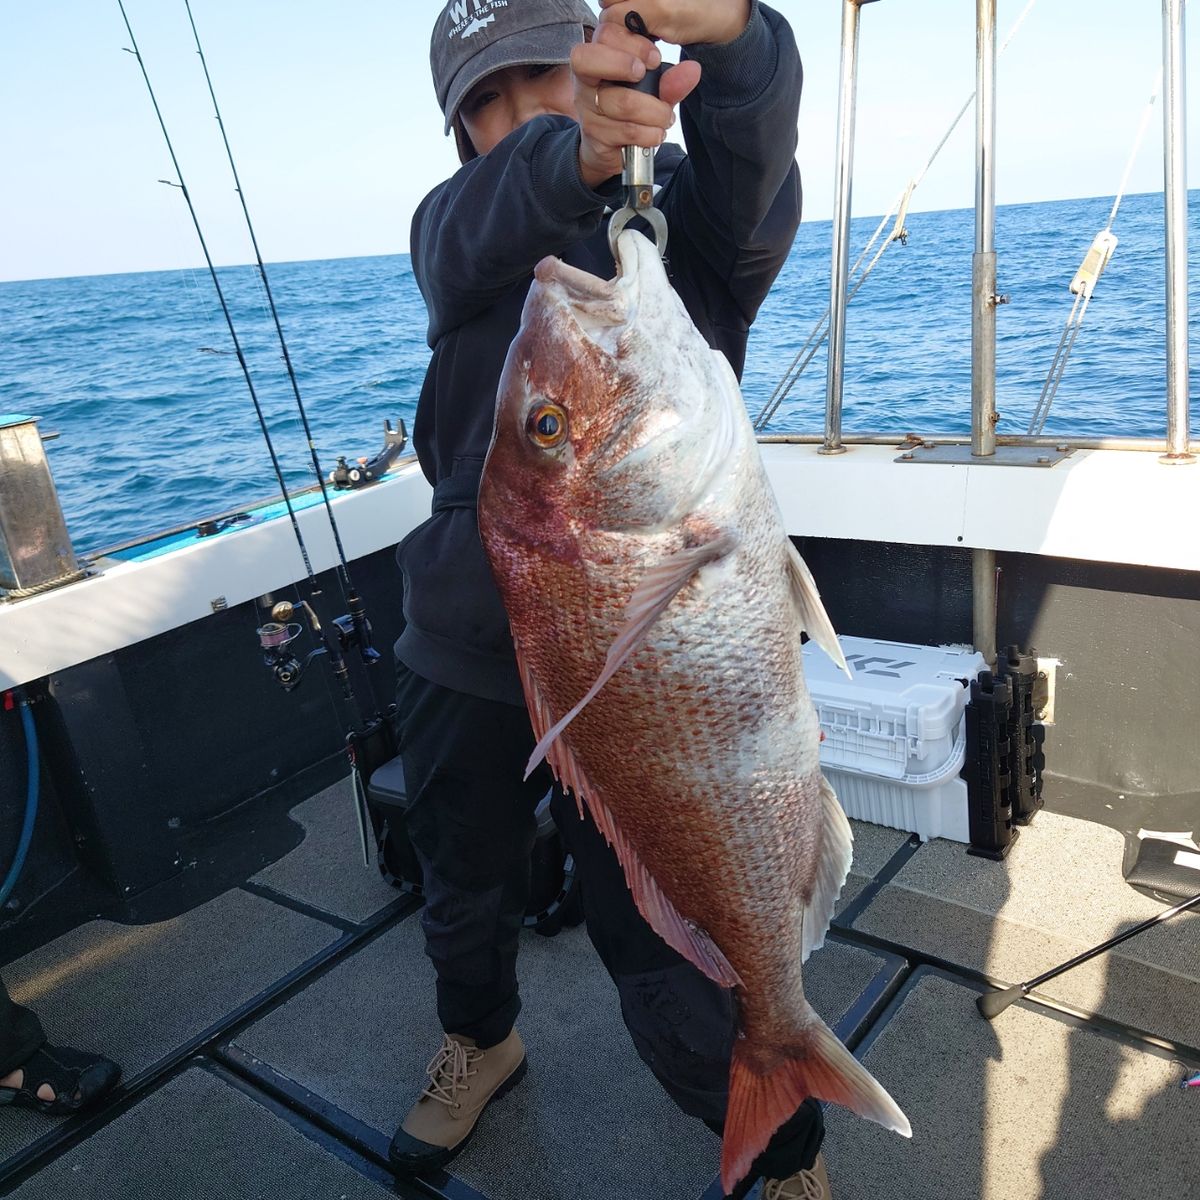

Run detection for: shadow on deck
[[1, 778, 1197, 1199]]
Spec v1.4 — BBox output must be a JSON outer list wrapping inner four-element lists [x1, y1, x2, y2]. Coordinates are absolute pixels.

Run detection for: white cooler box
[[801, 636, 986, 843]]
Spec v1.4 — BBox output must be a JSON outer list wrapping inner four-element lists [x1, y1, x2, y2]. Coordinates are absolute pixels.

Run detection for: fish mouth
[[533, 255, 617, 303], [532, 230, 651, 299], [531, 233, 657, 352]]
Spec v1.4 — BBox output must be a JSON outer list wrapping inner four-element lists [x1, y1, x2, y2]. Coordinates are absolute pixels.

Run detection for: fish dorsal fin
[[515, 642, 742, 990], [524, 531, 738, 778], [801, 775, 854, 962], [786, 540, 850, 678]]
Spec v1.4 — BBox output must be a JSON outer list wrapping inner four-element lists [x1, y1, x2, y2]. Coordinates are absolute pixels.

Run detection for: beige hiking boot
[[762, 1153, 832, 1199], [388, 1029, 526, 1176]]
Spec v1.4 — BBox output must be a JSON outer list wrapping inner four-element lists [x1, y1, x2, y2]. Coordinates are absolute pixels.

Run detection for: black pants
[[0, 976, 45, 1076], [395, 666, 823, 1190]]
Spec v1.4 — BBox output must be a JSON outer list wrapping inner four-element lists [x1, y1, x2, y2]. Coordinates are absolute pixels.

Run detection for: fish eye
[[527, 402, 568, 449]]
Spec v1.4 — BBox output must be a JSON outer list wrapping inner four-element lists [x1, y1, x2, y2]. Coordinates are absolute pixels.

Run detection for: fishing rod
[[977, 890, 1200, 1021], [183, 0, 379, 679], [116, 0, 359, 708], [119, 1, 402, 865]]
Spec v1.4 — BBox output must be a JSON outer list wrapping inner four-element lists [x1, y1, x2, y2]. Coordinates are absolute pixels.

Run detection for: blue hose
[[0, 691, 39, 908]]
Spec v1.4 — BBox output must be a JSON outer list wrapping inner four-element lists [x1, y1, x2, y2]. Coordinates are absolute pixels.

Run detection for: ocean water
[[1, 189, 1196, 555]]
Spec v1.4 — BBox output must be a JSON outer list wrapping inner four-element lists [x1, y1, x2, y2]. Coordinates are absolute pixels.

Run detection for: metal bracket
[[895, 444, 1075, 468], [1033, 658, 1058, 725]]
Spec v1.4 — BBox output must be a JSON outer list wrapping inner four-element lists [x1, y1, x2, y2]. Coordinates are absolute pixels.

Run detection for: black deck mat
[[251, 777, 402, 924], [0, 889, 340, 1166], [820, 970, 1200, 1199], [7, 1067, 398, 1200], [836, 820, 913, 916], [852, 811, 1200, 1046], [229, 914, 902, 1200]]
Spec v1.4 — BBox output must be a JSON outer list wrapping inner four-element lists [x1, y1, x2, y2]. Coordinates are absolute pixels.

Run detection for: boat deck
[[2, 778, 1197, 1200]]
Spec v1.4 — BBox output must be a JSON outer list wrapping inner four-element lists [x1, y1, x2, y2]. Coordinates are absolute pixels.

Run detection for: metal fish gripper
[[607, 11, 668, 260]]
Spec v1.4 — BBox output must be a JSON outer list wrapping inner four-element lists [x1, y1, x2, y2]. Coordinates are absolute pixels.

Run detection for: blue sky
[[1, 0, 1194, 282]]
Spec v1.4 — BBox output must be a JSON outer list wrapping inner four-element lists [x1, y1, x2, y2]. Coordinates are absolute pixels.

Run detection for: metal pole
[[973, 548, 998, 669], [972, 0, 998, 459], [1162, 0, 1195, 464], [823, 1, 871, 455], [972, 0, 999, 667]]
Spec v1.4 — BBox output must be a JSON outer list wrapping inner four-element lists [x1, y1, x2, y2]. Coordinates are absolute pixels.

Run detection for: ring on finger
[[595, 89, 603, 114]]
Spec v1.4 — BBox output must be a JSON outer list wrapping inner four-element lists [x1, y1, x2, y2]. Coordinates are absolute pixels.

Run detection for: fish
[[461, 13, 496, 37], [478, 230, 911, 1192], [1184, 1071, 1200, 1090]]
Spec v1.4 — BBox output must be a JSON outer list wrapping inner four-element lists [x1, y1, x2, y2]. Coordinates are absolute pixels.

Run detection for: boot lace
[[421, 1035, 483, 1110], [763, 1166, 828, 1200]]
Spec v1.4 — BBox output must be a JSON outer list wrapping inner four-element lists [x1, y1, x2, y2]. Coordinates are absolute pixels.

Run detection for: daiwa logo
[[447, 0, 509, 40], [844, 654, 916, 679]]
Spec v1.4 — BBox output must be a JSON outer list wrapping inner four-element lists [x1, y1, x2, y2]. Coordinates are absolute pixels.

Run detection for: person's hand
[[598, 0, 752, 49], [571, 20, 701, 190]]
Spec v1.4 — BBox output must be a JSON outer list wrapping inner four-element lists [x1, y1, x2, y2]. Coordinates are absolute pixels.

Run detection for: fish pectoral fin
[[786, 541, 850, 677], [524, 531, 738, 777], [801, 774, 854, 962]]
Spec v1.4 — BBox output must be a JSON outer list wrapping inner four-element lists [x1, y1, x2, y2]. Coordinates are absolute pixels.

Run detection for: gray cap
[[431, 0, 597, 134]]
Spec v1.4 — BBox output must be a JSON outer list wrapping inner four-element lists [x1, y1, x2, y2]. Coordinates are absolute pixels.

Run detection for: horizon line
[[2, 185, 1195, 287]]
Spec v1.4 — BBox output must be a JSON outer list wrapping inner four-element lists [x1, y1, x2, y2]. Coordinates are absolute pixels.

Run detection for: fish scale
[[480, 231, 911, 1192]]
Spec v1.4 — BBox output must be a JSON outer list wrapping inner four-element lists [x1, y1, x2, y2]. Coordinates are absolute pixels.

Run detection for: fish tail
[[720, 1017, 912, 1194]]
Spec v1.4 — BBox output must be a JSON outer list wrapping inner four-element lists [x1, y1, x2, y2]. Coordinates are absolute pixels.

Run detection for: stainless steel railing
[[972, 0, 999, 461], [822, 0, 877, 455], [817, 0, 1195, 662], [1162, 0, 1194, 464], [819, 0, 1192, 463]]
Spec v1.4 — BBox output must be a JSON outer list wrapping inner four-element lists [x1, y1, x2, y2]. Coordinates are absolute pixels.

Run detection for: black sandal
[[0, 1044, 121, 1115]]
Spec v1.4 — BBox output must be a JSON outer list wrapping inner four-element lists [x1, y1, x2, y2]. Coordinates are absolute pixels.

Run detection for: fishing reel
[[257, 590, 381, 694], [256, 600, 328, 692], [332, 591, 381, 667]]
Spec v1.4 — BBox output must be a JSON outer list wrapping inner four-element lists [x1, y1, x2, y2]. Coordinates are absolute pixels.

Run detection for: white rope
[[753, 0, 1040, 430], [1107, 66, 1164, 232], [1027, 68, 1162, 436], [1027, 290, 1087, 436]]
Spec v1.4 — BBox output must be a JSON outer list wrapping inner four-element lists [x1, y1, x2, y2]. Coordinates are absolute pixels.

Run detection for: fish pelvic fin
[[801, 775, 854, 963], [786, 541, 850, 678], [524, 531, 738, 778], [561, 750, 742, 988], [615, 822, 744, 989], [515, 649, 741, 989], [721, 1021, 912, 1195]]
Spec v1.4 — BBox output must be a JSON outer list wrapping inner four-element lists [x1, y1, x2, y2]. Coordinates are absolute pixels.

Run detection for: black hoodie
[[396, 1, 803, 706]]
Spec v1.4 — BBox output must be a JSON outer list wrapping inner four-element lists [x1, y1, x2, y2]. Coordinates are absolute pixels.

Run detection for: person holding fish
[[388, 2, 902, 1196]]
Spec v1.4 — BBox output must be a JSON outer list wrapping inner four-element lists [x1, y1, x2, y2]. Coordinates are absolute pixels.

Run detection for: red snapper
[[479, 231, 911, 1191]]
